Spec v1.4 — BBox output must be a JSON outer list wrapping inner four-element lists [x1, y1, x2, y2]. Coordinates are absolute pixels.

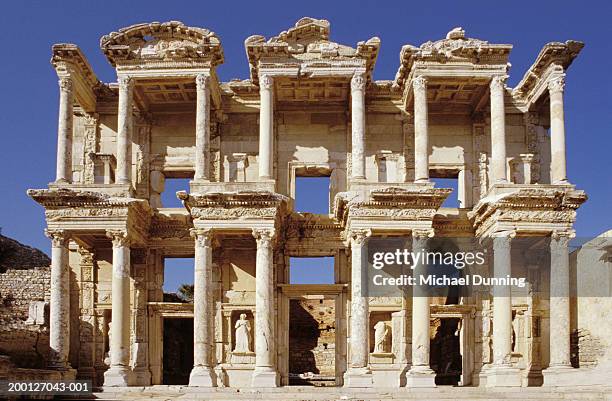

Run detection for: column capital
[[350, 73, 366, 92], [490, 75, 508, 91], [548, 75, 566, 94], [412, 228, 434, 240], [259, 74, 273, 90], [252, 228, 275, 247], [45, 229, 70, 247], [412, 75, 427, 91], [118, 75, 134, 89], [190, 228, 215, 247], [58, 76, 73, 93], [348, 228, 371, 247], [196, 74, 210, 91], [490, 230, 516, 251], [551, 229, 575, 247], [106, 229, 130, 248]]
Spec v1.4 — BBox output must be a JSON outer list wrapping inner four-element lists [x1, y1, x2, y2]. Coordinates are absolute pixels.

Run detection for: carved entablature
[[149, 213, 191, 241], [285, 213, 344, 253], [27, 188, 152, 246], [244, 17, 380, 83], [468, 186, 587, 238], [100, 21, 224, 69], [512, 40, 584, 106], [178, 190, 289, 229]]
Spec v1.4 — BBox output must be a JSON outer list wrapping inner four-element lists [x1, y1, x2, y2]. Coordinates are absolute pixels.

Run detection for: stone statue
[[373, 321, 389, 353], [233, 313, 252, 353]]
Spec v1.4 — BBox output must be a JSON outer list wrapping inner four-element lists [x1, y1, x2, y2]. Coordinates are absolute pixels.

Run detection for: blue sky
[[1, 1, 611, 286]]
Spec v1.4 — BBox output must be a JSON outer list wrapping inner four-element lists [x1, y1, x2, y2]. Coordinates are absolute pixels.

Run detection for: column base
[[189, 365, 217, 387], [486, 365, 521, 387], [251, 367, 279, 387], [132, 367, 152, 386], [406, 366, 436, 388], [103, 365, 133, 387], [344, 367, 373, 387], [542, 365, 574, 386]]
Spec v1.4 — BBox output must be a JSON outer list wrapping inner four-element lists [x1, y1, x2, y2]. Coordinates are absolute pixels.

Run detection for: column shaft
[[351, 73, 366, 180], [195, 74, 211, 181], [492, 234, 513, 366], [349, 230, 369, 368], [490, 76, 508, 183], [116, 76, 134, 185], [548, 232, 572, 367], [549, 76, 568, 184], [258, 75, 274, 180], [46, 230, 71, 369], [189, 228, 216, 386], [55, 77, 73, 183], [413, 76, 429, 182]]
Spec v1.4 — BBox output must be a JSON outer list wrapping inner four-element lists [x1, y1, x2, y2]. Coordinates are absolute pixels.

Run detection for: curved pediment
[[100, 21, 223, 67]]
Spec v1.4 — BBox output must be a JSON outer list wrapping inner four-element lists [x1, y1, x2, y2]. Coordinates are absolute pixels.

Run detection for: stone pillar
[[251, 228, 279, 387], [189, 228, 216, 386], [543, 231, 574, 384], [350, 73, 366, 180], [490, 75, 508, 183], [195, 74, 211, 181], [346, 229, 372, 387], [258, 75, 274, 180], [104, 230, 132, 386], [45, 229, 72, 371], [487, 232, 521, 387], [116, 76, 134, 185], [407, 229, 436, 387], [413, 76, 429, 182], [548, 76, 568, 184], [55, 77, 73, 183]]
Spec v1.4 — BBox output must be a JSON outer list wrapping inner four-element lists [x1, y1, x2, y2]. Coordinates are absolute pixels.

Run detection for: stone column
[[189, 228, 216, 386], [258, 75, 274, 180], [413, 76, 429, 182], [490, 75, 508, 183], [45, 229, 72, 371], [351, 73, 366, 180], [55, 77, 73, 183], [195, 74, 211, 181], [548, 76, 568, 184], [488, 232, 521, 387], [346, 229, 372, 387], [407, 229, 436, 387], [251, 228, 278, 387], [104, 230, 132, 386], [544, 231, 574, 384], [116, 76, 134, 185]]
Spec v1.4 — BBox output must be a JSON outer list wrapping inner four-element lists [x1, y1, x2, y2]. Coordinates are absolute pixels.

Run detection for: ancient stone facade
[[24, 18, 612, 390]]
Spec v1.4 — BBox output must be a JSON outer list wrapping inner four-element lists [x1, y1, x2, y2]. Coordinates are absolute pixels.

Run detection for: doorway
[[162, 317, 193, 384], [430, 317, 462, 385]]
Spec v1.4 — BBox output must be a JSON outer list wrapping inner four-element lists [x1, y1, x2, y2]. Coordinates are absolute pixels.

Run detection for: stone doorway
[[288, 298, 336, 386], [162, 317, 193, 385], [430, 317, 462, 385]]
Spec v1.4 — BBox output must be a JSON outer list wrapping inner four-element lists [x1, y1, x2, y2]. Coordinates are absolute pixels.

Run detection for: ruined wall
[[0, 267, 51, 368], [0, 234, 50, 272]]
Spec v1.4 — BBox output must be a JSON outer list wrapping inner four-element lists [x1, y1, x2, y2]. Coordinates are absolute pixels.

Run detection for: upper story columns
[[412, 76, 429, 183], [490, 75, 508, 184], [548, 75, 568, 184], [55, 77, 74, 183], [258, 75, 274, 180], [351, 73, 366, 180], [116, 76, 134, 185], [195, 74, 211, 181]]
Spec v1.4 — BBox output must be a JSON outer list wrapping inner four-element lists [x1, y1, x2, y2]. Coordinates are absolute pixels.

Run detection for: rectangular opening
[[289, 257, 334, 284], [295, 176, 331, 214], [289, 298, 336, 386], [431, 317, 462, 385], [163, 257, 194, 302], [162, 317, 193, 384], [431, 177, 460, 208], [160, 177, 191, 208]]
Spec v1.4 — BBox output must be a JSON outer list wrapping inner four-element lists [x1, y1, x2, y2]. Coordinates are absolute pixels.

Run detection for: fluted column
[[487, 231, 521, 387], [407, 229, 436, 387], [189, 228, 216, 386], [548, 76, 568, 184], [251, 228, 278, 387], [413, 76, 429, 182], [351, 73, 366, 180], [258, 75, 274, 180], [195, 74, 211, 181], [544, 231, 574, 384], [45, 229, 72, 370], [104, 230, 132, 386], [116, 76, 134, 185], [490, 75, 508, 183], [55, 77, 73, 183]]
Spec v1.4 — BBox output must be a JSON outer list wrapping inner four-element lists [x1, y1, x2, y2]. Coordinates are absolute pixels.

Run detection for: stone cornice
[[51, 43, 100, 113]]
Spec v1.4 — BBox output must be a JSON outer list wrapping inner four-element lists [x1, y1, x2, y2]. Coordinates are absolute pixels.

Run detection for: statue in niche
[[233, 313, 252, 353], [373, 321, 389, 353]]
